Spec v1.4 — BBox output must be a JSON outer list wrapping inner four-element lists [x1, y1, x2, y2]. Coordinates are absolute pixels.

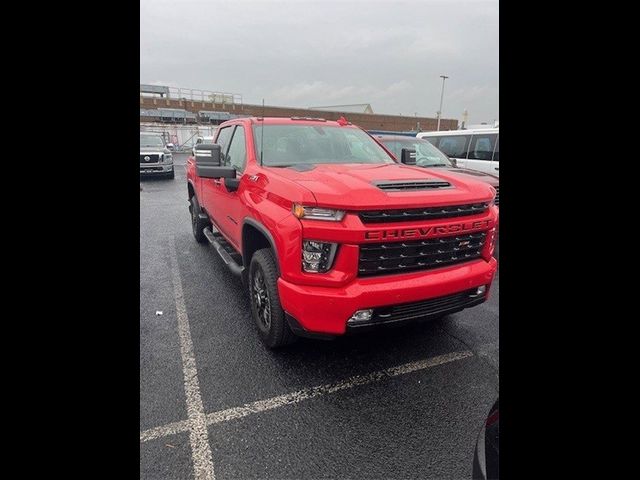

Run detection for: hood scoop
[[373, 179, 452, 191]]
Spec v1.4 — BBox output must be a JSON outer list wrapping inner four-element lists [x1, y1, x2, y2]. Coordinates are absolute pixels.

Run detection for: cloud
[[140, 0, 498, 123], [266, 80, 413, 110]]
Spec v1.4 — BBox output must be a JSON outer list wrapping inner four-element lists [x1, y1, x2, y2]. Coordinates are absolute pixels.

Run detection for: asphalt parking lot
[[140, 153, 499, 480]]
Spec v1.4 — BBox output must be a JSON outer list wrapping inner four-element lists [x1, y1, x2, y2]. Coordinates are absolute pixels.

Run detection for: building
[[309, 104, 374, 114], [139, 85, 458, 132]]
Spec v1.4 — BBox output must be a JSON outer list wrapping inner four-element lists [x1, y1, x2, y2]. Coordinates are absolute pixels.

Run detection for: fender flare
[[242, 218, 281, 276]]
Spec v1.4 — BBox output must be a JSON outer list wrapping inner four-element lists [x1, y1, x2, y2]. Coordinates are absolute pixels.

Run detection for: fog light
[[348, 309, 373, 325], [470, 285, 487, 298], [302, 240, 338, 273]]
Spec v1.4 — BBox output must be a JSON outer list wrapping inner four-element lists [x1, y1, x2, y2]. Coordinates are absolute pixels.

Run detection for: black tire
[[167, 168, 175, 179], [249, 248, 297, 348], [189, 195, 208, 244]]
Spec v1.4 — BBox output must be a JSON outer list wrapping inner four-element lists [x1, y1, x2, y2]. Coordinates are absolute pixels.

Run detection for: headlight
[[292, 204, 345, 221], [165, 154, 173, 163], [302, 240, 338, 273], [488, 186, 496, 207]]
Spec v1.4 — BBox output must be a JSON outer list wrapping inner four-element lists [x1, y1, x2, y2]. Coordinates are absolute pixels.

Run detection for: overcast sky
[[140, 0, 498, 124]]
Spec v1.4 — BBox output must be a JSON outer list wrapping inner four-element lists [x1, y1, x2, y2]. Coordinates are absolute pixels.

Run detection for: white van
[[416, 127, 499, 176]]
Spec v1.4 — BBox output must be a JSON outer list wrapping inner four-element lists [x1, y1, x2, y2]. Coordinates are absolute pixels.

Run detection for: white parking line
[[139, 419, 189, 442], [140, 350, 473, 442], [206, 350, 472, 425], [169, 238, 216, 480]]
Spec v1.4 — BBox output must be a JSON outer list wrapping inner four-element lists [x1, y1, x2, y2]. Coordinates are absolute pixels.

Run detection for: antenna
[[260, 98, 265, 166]]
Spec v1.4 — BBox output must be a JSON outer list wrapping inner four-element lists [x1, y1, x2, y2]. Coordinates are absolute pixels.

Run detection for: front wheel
[[249, 249, 297, 348], [189, 195, 208, 244]]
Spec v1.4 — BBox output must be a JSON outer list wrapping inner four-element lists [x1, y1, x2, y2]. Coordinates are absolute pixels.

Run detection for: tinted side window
[[493, 136, 499, 162], [437, 135, 470, 158], [215, 126, 234, 163], [226, 126, 247, 172], [468, 134, 497, 161]]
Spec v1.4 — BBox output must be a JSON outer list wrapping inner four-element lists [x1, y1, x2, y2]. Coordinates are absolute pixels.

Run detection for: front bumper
[[140, 164, 173, 175], [278, 257, 497, 335]]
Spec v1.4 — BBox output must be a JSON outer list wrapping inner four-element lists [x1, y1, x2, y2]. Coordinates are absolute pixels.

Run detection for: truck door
[[466, 133, 498, 174], [200, 125, 234, 228], [213, 124, 248, 250]]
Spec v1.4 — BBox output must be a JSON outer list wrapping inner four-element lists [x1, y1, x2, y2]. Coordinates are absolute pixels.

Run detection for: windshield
[[140, 135, 165, 148], [252, 124, 394, 167], [382, 138, 453, 167]]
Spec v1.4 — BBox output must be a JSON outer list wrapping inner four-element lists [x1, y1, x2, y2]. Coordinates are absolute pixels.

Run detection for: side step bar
[[203, 227, 245, 277]]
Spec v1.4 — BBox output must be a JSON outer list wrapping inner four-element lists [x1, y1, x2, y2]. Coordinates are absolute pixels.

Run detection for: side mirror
[[195, 143, 236, 179], [400, 148, 417, 165], [166, 143, 175, 150], [447, 155, 457, 167]]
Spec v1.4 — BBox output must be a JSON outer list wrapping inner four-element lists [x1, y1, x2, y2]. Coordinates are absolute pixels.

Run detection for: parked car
[[416, 127, 499, 177], [187, 117, 498, 348], [140, 132, 174, 179], [373, 134, 499, 206], [473, 398, 499, 479]]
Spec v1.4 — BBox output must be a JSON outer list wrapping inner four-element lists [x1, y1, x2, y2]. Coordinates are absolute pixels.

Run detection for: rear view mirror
[[195, 144, 225, 178], [195, 144, 237, 181], [400, 148, 417, 165]]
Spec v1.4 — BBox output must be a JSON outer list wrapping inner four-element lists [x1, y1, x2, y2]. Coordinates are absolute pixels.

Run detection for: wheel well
[[187, 182, 195, 200], [242, 224, 274, 269]]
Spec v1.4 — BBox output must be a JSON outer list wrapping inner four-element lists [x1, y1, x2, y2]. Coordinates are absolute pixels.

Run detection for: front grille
[[358, 232, 486, 277], [368, 288, 483, 325], [140, 154, 160, 163], [358, 202, 489, 224], [494, 187, 499, 206], [374, 180, 451, 191]]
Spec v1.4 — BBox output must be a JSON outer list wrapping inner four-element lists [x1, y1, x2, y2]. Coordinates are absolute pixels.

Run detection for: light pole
[[436, 75, 449, 131]]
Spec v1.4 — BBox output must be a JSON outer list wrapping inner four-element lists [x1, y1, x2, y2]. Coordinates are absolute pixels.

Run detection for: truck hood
[[435, 167, 499, 187], [266, 163, 495, 210]]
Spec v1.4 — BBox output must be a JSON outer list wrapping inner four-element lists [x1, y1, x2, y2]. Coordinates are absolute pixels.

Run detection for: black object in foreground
[[473, 398, 499, 479]]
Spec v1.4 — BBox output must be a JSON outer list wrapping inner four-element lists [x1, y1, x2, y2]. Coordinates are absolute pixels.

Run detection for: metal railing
[[140, 85, 242, 105]]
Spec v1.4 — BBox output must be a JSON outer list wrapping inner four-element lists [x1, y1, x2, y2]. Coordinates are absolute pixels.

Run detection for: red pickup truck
[[187, 117, 498, 348]]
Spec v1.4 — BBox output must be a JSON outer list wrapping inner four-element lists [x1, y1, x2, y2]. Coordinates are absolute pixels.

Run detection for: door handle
[[494, 167, 499, 171]]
